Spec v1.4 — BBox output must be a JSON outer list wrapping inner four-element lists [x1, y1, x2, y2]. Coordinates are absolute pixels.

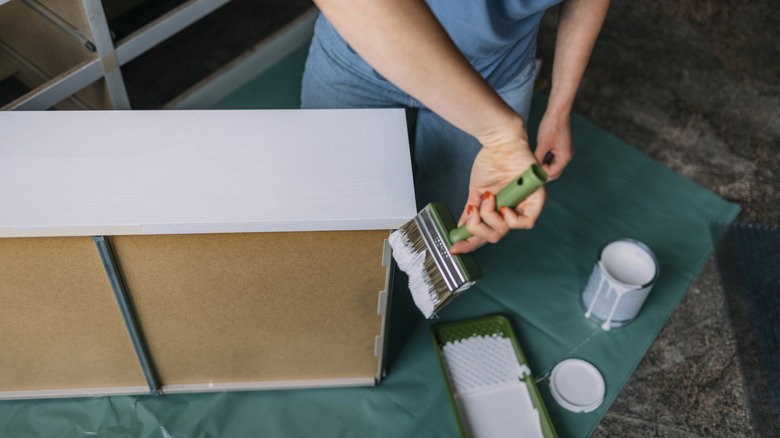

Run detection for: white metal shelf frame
[[4, 0, 231, 110]]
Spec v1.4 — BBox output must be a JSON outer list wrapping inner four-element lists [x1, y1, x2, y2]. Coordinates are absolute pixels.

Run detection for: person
[[301, 0, 610, 254]]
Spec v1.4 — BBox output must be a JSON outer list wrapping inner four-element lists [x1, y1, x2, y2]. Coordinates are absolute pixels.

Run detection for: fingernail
[[500, 206, 508, 216], [451, 251, 460, 256], [467, 205, 474, 215], [482, 191, 492, 201]]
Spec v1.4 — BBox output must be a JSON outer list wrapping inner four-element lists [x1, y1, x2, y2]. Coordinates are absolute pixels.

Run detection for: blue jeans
[[301, 14, 536, 213]]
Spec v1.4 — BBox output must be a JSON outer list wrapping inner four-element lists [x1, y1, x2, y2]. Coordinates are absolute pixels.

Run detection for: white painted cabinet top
[[0, 109, 416, 237]]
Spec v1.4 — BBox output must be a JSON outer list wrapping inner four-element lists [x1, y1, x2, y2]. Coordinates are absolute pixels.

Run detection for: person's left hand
[[534, 111, 573, 181], [449, 128, 546, 255]]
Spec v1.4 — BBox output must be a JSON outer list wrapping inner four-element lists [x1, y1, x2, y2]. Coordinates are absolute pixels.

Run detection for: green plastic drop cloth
[[0, 89, 739, 437]]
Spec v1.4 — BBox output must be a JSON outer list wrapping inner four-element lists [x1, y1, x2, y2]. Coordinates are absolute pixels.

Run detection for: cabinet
[[0, 108, 416, 399]]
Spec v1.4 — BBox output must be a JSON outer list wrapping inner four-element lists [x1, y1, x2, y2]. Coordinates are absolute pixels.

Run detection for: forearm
[[313, 0, 525, 147], [547, 0, 610, 118]]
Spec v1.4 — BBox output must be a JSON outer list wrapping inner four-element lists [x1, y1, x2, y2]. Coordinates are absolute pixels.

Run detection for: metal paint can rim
[[597, 238, 659, 288]]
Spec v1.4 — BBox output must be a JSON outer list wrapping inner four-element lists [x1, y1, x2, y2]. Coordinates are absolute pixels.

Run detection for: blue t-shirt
[[426, 0, 562, 88]]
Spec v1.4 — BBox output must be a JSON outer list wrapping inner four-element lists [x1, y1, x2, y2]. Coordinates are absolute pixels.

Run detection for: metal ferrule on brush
[[414, 205, 475, 293]]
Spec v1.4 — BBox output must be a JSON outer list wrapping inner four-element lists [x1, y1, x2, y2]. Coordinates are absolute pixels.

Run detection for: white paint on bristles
[[388, 229, 437, 318], [441, 334, 544, 438]]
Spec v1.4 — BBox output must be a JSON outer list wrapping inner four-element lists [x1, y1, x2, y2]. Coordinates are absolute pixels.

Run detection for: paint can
[[581, 238, 659, 330]]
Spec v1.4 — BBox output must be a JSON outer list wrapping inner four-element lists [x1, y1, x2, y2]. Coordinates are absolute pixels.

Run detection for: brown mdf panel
[[0, 1, 93, 77], [36, 0, 92, 31], [0, 236, 147, 391], [111, 231, 389, 385]]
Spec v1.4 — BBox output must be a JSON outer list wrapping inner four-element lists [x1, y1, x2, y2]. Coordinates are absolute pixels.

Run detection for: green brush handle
[[449, 164, 548, 243]]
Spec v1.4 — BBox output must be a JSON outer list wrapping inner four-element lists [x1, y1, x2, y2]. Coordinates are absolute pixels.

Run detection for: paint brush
[[389, 164, 548, 318]]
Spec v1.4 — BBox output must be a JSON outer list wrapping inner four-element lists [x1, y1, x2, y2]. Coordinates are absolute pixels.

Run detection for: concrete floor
[[537, 1, 779, 436], [120, 0, 778, 435]]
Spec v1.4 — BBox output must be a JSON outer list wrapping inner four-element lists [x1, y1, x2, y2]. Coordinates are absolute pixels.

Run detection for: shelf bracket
[[92, 236, 160, 396]]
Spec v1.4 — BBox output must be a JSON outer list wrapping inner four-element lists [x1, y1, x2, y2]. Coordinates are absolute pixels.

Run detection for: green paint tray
[[431, 315, 558, 438]]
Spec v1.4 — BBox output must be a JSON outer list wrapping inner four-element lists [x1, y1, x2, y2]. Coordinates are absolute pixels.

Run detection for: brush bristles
[[398, 219, 427, 254], [423, 251, 452, 312], [389, 219, 454, 318]]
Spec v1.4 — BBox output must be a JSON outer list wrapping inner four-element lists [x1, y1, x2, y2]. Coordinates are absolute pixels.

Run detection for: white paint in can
[[582, 238, 659, 330]]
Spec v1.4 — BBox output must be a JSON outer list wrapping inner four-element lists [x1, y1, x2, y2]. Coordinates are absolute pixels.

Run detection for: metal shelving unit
[[0, 0, 231, 110]]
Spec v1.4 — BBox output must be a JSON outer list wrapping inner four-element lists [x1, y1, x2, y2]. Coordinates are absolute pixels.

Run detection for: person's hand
[[450, 124, 546, 255], [535, 110, 573, 181]]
